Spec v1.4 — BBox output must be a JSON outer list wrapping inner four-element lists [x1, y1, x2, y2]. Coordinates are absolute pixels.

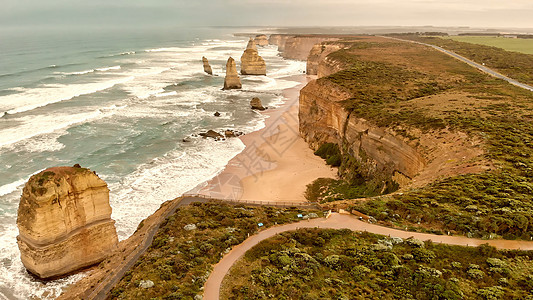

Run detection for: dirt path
[[203, 212, 533, 300]]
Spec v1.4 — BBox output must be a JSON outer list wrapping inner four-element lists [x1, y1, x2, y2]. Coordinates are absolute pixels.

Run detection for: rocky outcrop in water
[[250, 97, 266, 110], [202, 57, 213, 75], [16, 166, 118, 279], [241, 39, 266, 75], [254, 34, 269, 46], [200, 130, 224, 139], [246, 38, 257, 51], [223, 57, 242, 90]]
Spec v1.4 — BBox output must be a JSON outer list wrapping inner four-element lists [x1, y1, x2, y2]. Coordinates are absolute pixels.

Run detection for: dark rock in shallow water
[[225, 130, 236, 138], [199, 130, 224, 140], [250, 97, 266, 110], [214, 111, 221, 117], [224, 130, 244, 138]]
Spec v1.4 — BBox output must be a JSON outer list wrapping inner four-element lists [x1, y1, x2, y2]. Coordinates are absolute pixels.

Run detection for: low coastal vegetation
[[109, 202, 320, 300], [444, 36, 533, 55], [398, 34, 533, 86], [305, 37, 533, 240], [223, 228, 533, 299]]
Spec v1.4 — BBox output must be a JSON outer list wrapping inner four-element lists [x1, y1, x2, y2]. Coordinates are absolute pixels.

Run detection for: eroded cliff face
[[269, 34, 340, 61], [254, 34, 269, 46], [299, 81, 425, 184], [299, 78, 490, 189], [268, 34, 290, 52], [17, 166, 118, 279], [307, 43, 346, 76]]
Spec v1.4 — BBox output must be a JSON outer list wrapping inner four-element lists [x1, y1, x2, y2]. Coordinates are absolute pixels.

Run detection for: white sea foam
[[96, 65, 121, 72], [107, 137, 245, 240], [267, 60, 306, 78], [65, 65, 121, 75], [155, 91, 177, 97], [0, 76, 134, 115], [6, 87, 26, 92], [0, 222, 84, 300], [0, 169, 45, 197], [0, 179, 26, 197], [0, 108, 122, 149]]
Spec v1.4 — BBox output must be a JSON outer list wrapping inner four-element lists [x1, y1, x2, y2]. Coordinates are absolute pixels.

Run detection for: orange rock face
[[17, 166, 118, 279]]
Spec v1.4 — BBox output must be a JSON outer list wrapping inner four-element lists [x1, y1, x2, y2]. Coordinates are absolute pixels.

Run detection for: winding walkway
[[203, 212, 533, 300]]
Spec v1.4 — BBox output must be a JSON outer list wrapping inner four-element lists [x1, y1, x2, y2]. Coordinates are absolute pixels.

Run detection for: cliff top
[[307, 35, 533, 241], [29, 165, 92, 186]]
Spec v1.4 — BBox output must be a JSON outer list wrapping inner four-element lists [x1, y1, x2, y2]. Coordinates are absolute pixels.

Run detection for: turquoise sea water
[[0, 27, 305, 299]]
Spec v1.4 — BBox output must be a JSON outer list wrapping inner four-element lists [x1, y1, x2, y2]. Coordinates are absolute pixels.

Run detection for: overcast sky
[[2, 0, 532, 29]]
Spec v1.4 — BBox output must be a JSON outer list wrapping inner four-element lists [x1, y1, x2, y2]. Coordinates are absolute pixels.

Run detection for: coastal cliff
[[299, 36, 493, 192], [299, 80, 424, 186], [17, 166, 118, 279], [307, 42, 349, 76], [269, 34, 340, 61], [299, 35, 533, 242], [254, 34, 269, 46]]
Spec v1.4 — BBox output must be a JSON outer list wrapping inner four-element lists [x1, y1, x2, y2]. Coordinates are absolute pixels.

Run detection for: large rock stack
[[240, 39, 266, 75], [223, 57, 242, 90], [17, 166, 118, 279], [202, 56, 213, 75]]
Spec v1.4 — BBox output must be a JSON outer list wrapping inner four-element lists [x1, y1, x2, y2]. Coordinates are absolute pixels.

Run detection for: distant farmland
[[445, 36, 533, 54]]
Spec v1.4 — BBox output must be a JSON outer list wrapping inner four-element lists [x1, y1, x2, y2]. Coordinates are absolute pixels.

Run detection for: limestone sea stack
[[202, 56, 213, 75], [241, 39, 266, 75], [254, 34, 269, 46], [223, 57, 242, 90], [17, 166, 118, 279], [246, 38, 257, 51]]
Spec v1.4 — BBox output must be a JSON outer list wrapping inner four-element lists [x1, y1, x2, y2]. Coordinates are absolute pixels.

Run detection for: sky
[[1, 0, 532, 29]]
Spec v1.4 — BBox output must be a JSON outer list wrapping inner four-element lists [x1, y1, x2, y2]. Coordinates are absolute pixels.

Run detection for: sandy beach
[[195, 75, 337, 202]]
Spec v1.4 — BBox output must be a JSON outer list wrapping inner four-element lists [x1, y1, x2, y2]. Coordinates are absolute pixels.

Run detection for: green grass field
[[445, 36, 533, 54]]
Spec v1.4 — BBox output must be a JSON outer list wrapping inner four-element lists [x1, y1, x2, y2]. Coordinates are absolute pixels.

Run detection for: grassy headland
[[398, 35, 533, 86], [305, 36, 533, 240], [445, 36, 533, 55]]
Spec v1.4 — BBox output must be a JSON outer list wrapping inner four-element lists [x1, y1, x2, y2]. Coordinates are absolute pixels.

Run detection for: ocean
[[0, 26, 305, 299]]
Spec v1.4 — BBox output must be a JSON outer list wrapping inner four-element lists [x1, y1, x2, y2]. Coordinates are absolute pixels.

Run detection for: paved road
[[383, 36, 533, 92], [203, 213, 533, 300]]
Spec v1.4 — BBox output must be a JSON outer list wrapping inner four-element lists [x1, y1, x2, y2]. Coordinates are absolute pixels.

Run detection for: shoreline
[[191, 74, 337, 202]]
